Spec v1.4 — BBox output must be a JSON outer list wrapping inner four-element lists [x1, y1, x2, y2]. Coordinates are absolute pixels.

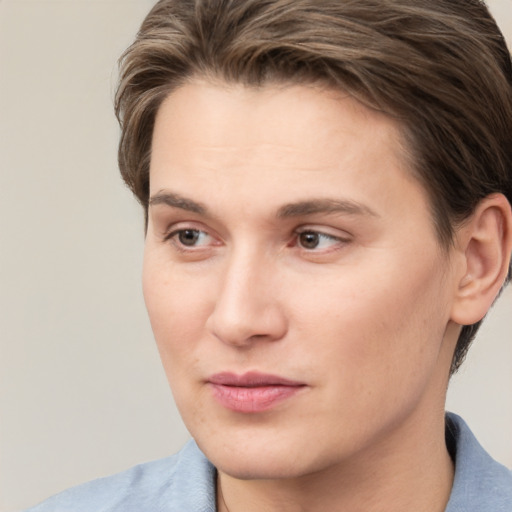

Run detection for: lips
[[207, 371, 306, 413]]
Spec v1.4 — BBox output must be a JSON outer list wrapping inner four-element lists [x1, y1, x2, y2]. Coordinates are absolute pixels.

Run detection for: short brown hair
[[115, 0, 512, 374]]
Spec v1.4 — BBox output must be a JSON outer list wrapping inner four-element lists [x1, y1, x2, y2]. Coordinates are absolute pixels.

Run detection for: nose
[[205, 251, 288, 347]]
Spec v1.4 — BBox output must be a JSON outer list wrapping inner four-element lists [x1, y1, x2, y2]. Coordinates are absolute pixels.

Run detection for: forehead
[[153, 80, 403, 155], [149, 80, 432, 228]]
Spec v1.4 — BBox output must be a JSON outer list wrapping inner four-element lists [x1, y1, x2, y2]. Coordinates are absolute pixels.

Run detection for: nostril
[[206, 306, 288, 347]]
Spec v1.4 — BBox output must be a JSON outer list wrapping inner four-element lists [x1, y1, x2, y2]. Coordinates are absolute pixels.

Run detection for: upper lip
[[208, 371, 305, 388]]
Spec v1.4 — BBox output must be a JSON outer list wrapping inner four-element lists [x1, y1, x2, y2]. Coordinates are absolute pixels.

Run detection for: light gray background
[[1, 1, 511, 510]]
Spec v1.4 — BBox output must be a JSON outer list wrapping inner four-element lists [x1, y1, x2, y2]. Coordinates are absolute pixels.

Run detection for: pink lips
[[207, 372, 306, 413]]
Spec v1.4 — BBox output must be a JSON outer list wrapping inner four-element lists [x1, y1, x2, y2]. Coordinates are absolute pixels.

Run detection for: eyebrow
[[149, 191, 207, 214], [149, 191, 378, 219], [277, 198, 379, 218]]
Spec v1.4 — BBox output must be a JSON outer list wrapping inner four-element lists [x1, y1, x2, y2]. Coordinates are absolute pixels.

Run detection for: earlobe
[[450, 194, 512, 326]]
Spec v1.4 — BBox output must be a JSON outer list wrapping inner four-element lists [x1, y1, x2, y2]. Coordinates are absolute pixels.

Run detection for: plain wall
[[1, 1, 511, 510]]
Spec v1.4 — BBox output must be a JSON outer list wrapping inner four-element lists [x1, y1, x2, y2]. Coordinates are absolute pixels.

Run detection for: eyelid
[[162, 227, 200, 242], [164, 227, 209, 242], [295, 225, 352, 240], [161, 220, 208, 239]]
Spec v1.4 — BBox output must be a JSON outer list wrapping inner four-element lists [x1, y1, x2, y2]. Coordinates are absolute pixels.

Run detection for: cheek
[[299, 276, 449, 436], [142, 254, 212, 363], [142, 259, 212, 420], [289, 256, 450, 384]]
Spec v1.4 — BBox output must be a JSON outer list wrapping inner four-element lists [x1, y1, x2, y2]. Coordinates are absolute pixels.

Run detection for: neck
[[217, 410, 454, 512]]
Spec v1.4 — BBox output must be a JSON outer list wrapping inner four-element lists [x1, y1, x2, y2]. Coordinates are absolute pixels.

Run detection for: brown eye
[[296, 230, 346, 251], [298, 231, 320, 249], [178, 229, 201, 246]]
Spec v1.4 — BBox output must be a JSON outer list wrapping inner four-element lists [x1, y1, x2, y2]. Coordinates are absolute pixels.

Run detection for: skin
[[143, 81, 469, 512]]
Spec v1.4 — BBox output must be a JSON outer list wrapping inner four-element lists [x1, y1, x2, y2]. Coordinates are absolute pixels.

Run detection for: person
[[25, 0, 512, 510]]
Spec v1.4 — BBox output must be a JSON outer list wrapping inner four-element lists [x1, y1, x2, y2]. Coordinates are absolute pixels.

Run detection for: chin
[[213, 453, 308, 481], [195, 430, 341, 482]]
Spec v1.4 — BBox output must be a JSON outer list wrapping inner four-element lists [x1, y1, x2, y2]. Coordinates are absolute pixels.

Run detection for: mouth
[[207, 371, 307, 413]]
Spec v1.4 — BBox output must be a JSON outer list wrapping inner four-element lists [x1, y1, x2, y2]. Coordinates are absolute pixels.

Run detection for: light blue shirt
[[26, 413, 512, 511]]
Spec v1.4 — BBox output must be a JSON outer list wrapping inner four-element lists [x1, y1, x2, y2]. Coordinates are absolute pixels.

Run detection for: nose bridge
[[207, 242, 286, 346]]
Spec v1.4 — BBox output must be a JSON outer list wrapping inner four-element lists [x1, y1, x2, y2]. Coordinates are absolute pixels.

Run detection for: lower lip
[[209, 384, 304, 413]]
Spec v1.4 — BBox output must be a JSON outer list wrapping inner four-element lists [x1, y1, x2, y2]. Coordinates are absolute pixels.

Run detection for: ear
[[450, 193, 512, 326]]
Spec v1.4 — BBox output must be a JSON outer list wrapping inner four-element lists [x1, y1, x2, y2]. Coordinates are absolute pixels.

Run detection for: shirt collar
[[445, 412, 512, 511]]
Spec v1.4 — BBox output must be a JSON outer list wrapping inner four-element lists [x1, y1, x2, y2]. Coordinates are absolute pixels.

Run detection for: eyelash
[[162, 226, 350, 254]]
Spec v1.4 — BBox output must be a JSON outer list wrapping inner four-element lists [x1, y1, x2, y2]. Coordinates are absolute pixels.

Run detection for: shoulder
[[24, 440, 217, 512], [446, 413, 512, 512]]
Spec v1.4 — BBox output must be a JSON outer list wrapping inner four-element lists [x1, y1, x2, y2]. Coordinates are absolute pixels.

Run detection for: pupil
[[179, 230, 199, 246], [300, 232, 319, 249]]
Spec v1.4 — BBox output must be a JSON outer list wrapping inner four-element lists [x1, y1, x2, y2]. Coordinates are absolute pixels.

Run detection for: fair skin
[[143, 80, 512, 512]]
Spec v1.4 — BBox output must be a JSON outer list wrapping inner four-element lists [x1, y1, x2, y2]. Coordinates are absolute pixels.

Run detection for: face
[[144, 81, 459, 480]]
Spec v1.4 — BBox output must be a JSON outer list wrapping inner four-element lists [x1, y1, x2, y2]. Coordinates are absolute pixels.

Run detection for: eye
[[296, 230, 346, 251], [166, 228, 213, 248]]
